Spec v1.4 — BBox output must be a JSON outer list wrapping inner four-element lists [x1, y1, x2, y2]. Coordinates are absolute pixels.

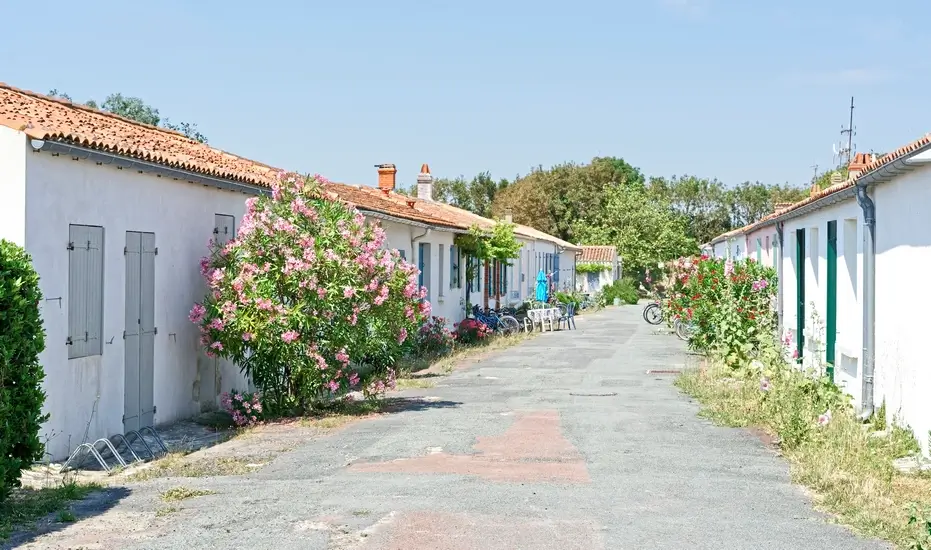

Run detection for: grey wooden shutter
[[214, 214, 235, 246], [68, 225, 89, 359], [85, 226, 104, 356]]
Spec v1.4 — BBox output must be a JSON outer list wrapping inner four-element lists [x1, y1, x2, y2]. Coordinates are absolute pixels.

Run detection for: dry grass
[[677, 363, 931, 548], [403, 332, 535, 377], [127, 453, 268, 482], [394, 377, 437, 390], [0, 479, 100, 539]]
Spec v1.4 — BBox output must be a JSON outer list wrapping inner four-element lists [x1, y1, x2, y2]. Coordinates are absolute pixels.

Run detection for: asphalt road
[[19, 305, 888, 549]]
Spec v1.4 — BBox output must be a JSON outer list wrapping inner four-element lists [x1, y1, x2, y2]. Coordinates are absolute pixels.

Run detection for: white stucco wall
[[874, 164, 931, 452], [745, 226, 779, 268], [24, 146, 254, 460], [711, 241, 727, 259], [0, 126, 27, 244], [378, 219, 462, 323], [779, 198, 863, 405]]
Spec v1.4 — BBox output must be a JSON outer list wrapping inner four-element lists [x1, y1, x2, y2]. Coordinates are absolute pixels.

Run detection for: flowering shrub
[[414, 316, 456, 357], [191, 171, 429, 415], [663, 254, 777, 368], [220, 390, 263, 427], [456, 319, 492, 345]]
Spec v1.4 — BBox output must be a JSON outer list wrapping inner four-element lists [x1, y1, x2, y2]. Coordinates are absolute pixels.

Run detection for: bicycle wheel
[[643, 303, 663, 325], [499, 315, 521, 336], [675, 319, 693, 341]]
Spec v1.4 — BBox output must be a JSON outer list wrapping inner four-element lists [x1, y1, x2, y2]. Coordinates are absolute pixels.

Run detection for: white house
[[0, 84, 579, 462], [710, 139, 931, 455], [576, 245, 621, 293]]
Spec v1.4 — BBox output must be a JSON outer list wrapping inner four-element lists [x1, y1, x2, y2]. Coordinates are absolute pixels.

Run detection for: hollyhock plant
[[193, 171, 428, 414]]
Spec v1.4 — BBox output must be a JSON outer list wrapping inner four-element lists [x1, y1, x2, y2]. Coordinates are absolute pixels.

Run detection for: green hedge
[[602, 278, 639, 305], [0, 240, 48, 502]]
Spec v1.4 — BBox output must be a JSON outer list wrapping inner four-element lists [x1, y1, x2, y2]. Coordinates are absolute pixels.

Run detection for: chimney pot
[[376, 163, 397, 192], [417, 163, 434, 201]]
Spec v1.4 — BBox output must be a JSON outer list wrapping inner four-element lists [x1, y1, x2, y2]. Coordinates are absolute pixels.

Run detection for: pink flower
[[209, 317, 225, 331], [760, 377, 771, 392], [343, 286, 356, 298], [281, 330, 300, 343], [189, 304, 206, 323], [817, 410, 832, 426], [335, 348, 350, 365], [317, 287, 327, 299], [242, 332, 254, 341], [210, 341, 223, 351], [724, 259, 734, 277], [327, 379, 340, 392], [398, 327, 408, 344], [349, 372, 360, 387]]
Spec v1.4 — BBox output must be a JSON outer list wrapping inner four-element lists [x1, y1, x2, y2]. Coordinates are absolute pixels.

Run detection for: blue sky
[[2, 0, 928, 189]]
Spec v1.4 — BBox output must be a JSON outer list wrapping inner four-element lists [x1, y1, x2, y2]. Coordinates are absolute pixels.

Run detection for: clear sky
[[2, 0, 928, 189]]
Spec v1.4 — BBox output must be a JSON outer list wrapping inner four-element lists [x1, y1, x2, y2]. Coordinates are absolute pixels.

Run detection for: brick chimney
[[376, 163, 397, 192], [416, 163, 433, 201], [847, 152, 875, 179]]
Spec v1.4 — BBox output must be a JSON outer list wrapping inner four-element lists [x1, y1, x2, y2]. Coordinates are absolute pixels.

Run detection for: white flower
[[750, 360, 764, 371]]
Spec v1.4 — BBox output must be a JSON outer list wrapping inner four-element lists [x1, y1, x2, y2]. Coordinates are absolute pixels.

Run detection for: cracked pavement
[[15, 305, 889, 549]]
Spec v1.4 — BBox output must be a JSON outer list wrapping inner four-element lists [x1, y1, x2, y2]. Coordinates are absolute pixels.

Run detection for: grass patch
[[677, 362, 931, 548], [402, 332, 535, 376], [0, 480, 100, 539], [155, 505, 179, 517], [127, 453, 268, 482], [160, 487, 215, 502]]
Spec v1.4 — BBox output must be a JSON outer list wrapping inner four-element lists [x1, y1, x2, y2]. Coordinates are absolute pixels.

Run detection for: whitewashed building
[[0, 84, 579, 461], [576, 245, 621, 293], [710, 139, 931, 454]]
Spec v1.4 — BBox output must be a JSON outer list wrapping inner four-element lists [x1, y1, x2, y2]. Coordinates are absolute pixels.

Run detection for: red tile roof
[[580, 245, 617, 263], [711, 133, 931, 243], [0, 82, 278, 187], [323, 183, 465, 230]]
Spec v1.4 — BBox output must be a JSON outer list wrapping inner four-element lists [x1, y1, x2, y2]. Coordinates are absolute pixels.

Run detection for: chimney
[[504, 208, 513, 223], [847, 152, 873, 180], [416, 163, 433, 201], [376, 163, 397, 192]]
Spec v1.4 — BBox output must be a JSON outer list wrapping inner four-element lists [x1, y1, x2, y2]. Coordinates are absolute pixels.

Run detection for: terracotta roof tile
[[0, 82, 278, 186], [580, 245, 617, 263], [322, 183, 465, 230]]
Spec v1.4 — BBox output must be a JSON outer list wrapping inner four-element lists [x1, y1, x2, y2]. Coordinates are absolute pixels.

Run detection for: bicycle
[[471, 305, 521, 336], [642, 291, 666, 326]]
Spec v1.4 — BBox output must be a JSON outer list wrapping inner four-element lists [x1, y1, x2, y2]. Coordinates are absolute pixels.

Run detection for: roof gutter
[[31, 139, 271, 196], [360, 210, 466, 234]]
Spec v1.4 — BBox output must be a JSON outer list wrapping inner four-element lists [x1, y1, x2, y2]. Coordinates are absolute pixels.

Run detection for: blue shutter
[[554, 254, 560, 284]]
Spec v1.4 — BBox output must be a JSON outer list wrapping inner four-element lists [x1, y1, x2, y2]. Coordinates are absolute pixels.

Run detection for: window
[[399, 249, 406, 260], [449, 245, 461, 289], [486, 260, 507, 298], [68, 224, 105, 359]]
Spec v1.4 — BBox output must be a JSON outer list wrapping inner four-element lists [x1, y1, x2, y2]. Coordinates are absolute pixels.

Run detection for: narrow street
[[18, 306, 886, 550]]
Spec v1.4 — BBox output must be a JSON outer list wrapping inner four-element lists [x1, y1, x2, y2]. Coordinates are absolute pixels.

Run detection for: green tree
[[648, 175, 732, 244], [574, 185, 696, 280], [398, 172, 508, 217], [47, 90, 208, 143]]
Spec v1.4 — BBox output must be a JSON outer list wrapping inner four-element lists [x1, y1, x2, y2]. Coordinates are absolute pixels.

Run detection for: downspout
[[855, 183, 876, 420], [411, 227, 431, 266], [776, 221, 784, 337]]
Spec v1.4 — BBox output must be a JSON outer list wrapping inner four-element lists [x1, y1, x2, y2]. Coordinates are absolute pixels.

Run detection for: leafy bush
[[455, 319, 491, 345], [575, 262, 611, 274], [220, 390, 263, 427], [192, 172, 428, 415], [602, 278, 639, 305], [0, 240, 48, 502], [414, 316, 456, 357]]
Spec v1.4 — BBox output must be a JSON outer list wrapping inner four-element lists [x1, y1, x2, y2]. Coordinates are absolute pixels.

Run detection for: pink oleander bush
[[220, 390, 263, 427], [191, 171, 429, 415]]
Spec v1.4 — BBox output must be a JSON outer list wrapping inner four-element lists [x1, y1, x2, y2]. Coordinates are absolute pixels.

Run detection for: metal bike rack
[[59, 426, 170, 473]]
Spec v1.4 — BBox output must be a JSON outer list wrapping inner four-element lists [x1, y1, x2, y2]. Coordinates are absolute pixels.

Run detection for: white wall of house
[[745, 226, 779, 268], [779, 198, 864, 405], [375, 218, 462, 323], [19, 142, 253, 461], [728, 237, 745, 261], [874, 164, 931, 452], [711, 241, 727, 259], [577, 262, 616, 293]]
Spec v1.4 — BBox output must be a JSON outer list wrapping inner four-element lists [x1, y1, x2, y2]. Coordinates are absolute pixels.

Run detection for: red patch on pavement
[[348, 410, 590, 483], [363, 511, 604, 550]]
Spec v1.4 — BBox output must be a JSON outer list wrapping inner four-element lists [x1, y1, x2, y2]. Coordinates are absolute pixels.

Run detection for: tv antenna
[[833, 96, 856, 166]]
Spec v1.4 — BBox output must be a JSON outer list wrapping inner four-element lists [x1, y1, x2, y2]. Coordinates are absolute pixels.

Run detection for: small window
[[68, 224, 105, 359], [450, 245, 461, 289], [399, 249, 406, 260]]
